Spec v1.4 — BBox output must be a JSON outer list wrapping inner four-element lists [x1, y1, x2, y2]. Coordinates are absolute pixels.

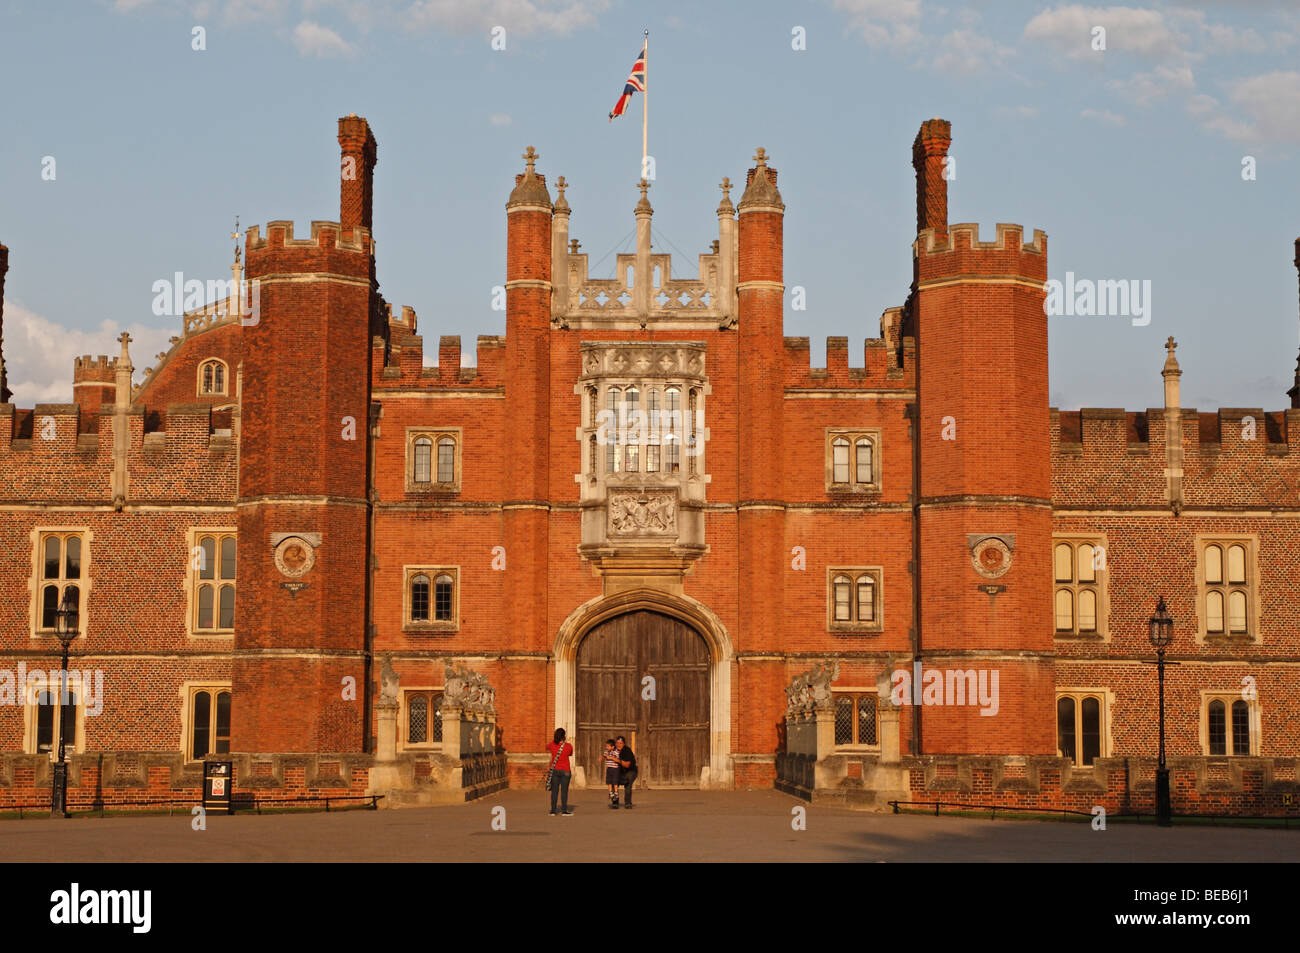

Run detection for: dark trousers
[[549, 770, 571, 812], [621, 774, 635, 805]]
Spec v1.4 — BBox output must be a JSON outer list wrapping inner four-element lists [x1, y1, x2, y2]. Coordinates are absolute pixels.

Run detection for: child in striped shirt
[[604, 739, 621, 809]]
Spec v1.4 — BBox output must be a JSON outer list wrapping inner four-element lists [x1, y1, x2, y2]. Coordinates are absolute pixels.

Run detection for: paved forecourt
[[2, 790, 1296, 863]]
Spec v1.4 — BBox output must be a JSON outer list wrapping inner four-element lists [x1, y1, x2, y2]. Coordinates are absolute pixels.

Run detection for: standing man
[[615, 735, 638, 808]]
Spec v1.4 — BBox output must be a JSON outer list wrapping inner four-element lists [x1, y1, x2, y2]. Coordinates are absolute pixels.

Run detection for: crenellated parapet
[[373, 332, 505, 390], [914, 222, 1048, 284], [0, 400, 237, 504], [1053, 405, 1300, 509], [244, 219, 374, 279], [781, 336, 916, 389]]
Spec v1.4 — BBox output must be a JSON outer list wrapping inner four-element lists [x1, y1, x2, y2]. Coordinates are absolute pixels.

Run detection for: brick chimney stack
[[0, 242, 10, 404], [912, 118, 951, 239], [1290, 238, 1300, 408], [338, 114, 377, 237]]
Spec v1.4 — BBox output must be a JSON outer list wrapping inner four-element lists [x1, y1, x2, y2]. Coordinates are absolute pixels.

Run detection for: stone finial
[[553, 174, 569, 212], [717, 176, 734, 215], [635, 177, 653, 214], [508, 145, 551, 208], [569, 239, 581, 254], [231, 215, 241, 266], [1162, 336, 1180, 376], [117, 332, 134, 366], [739, 147, 783, 210]]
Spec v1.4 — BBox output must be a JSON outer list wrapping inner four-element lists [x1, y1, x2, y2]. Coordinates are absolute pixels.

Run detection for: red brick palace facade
[[1, 115, 1297, 812]]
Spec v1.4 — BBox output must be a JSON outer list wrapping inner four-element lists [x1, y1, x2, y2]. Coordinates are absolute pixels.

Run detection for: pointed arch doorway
[[576, 610, 711, 788]]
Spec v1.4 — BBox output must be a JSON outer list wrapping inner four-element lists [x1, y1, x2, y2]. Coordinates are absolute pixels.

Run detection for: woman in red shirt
[[545, 728, 574, 815]]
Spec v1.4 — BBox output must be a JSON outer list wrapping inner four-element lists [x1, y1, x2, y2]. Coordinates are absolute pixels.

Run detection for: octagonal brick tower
[[230, 117, 378, 753], [911, 119, 1056, 755]]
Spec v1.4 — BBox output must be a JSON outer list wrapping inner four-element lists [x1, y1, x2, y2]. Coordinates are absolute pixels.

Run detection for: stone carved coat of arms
[[608, 491, 676, 536]]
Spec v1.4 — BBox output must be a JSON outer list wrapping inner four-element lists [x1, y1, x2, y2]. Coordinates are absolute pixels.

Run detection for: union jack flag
[[608, 42, 646, 121]]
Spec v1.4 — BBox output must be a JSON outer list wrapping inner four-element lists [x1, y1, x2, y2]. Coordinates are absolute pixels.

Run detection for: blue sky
[[1, 0, 1298, 412]]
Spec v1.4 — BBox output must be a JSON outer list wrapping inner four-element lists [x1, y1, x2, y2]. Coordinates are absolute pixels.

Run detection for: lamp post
[[50, 589, 79, 818], [1147, 596, 1174, 827]]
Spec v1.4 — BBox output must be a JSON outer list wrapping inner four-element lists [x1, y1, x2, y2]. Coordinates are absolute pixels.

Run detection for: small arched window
[[1230, 699, 1250, 754], [410, 574, 430, 622], [437, 437, 455, 483], [413, 438, 432, 483], [1208, 699, 1226, 754], [408, 694, 428, 743], [199, 359, 228, 396], [1055, 590, 1074, 632], [1206, 590, 1225, 634], [832, 438, 850, 484], [1205, 545, 1223, 584], [856, 576, 875, 623], [855, 438, 873, 484], [1054, 543, 1073, 582], [1079, 589, 1097, 632], [434, 574, 454, 621], [832, 575, 851, 622], [1227, 590, 1247, 633]]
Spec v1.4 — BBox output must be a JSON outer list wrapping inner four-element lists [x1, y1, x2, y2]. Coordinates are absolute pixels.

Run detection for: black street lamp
[[50, 589, 79, 818], [1147, 596, 1174, 827]]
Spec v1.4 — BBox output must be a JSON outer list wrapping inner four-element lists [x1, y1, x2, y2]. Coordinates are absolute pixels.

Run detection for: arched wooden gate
[[575, 610, 710, 788]]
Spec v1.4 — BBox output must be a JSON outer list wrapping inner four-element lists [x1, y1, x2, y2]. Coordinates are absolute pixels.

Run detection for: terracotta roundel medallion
[[274, 536, 316, 578], [971, 537, 1012, 579]]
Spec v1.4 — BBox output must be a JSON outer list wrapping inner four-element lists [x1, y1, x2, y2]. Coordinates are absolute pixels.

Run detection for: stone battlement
[[782, 335, 915, 388], [914, 222, 1049, 284], [245, 220, 373, 255], [73, 354, 117, 383], [373, 332, 505, 389], [0, 401, 237, 504]]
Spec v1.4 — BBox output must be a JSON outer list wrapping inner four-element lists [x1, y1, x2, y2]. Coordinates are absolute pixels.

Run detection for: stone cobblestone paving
[[3, 790, 1297, 863]]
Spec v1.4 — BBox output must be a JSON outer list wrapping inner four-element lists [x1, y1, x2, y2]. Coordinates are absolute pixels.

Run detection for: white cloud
[[1204, 70, 1300, 144], [1109, 63, 1195, 105], [995, 105, 1040, 119], [489, 113, 512, 126], [403, 0, 610, 37], [4, 304, 173, 408], [1081, 107, 1126, 125], [927, 29, 1014, 74], [832, 0, 924, 50], [1024, 5, 1189, 61], [292, 19, 354, 56]]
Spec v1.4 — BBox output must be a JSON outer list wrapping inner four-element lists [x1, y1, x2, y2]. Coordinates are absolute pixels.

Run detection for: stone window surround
[[1051, 534, 1110, 641], [1193, 535, 1260, 645], [398, 686, 446, 753], [22, 677, 86, 758], [1054, 687, 1114, 765], [831, 688, 881, 751], [197, 358, 229, 397], [1198, 690, 1260, 757], [403, 564, 460, 634], [583, 380, 708, 484], [178, 680, 232, 763], [29, 527, 92, 641], [185, 527, 237, 639], [826, 566, 884, 634], [405, 427, 462, 494], [825, 428, 882, 495]]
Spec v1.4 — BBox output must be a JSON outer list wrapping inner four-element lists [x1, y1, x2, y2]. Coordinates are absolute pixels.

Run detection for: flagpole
[[642, 29, 648, 175]]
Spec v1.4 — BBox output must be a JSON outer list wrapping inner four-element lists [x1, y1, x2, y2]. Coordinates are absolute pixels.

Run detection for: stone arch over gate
[[554, 589, 734, 788]]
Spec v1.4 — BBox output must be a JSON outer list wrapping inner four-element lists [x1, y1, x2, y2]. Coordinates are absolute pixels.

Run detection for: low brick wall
[[900, 755, 1300, 816], [0, 752, 373, 812]]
